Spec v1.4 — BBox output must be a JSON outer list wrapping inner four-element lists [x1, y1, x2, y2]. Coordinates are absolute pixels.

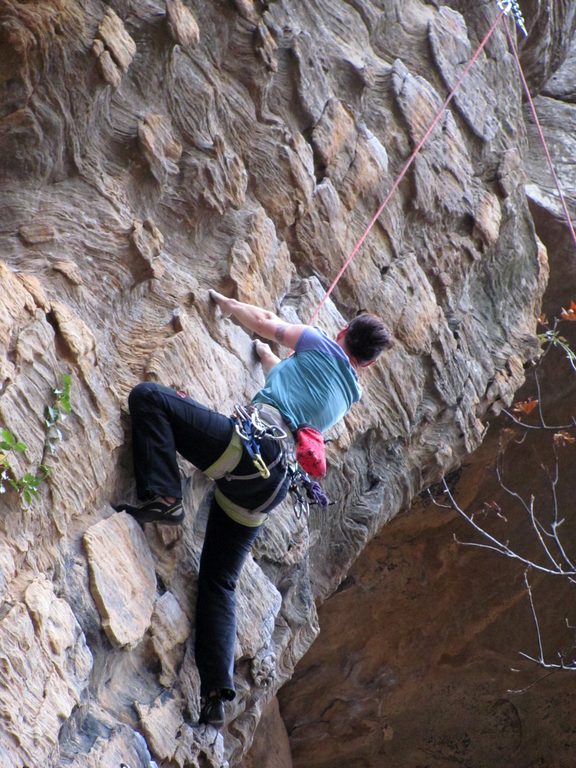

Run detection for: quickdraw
[[287, 462, 331, 519], [497, 0, 528, 37], [232, 404, 287, 479]]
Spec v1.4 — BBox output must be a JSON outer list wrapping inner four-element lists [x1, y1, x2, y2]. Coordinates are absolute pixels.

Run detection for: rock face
[[270, 7, 576, 768], [83, 512, 157, 648], [0, 1, 563, 766]]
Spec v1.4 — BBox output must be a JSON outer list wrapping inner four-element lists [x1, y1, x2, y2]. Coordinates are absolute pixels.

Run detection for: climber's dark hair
[[344, 313, 393, 365]]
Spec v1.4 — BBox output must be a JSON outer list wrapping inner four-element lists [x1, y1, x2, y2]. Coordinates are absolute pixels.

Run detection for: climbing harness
[[228, 404, 331, 520], [497, 0, 528, 37], [204, 402, 332, 523], [231, 404, 287, 479]]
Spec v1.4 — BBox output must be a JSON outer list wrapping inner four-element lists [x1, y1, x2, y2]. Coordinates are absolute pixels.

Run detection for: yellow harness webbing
[[203, 405, 292, 527], [203, 431, 244, 479], [213, 488, 268, 528]]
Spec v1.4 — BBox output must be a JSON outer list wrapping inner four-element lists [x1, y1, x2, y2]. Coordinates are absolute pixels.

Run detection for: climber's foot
[[199, 692, 225, 728], [114, 496, 184, 525]]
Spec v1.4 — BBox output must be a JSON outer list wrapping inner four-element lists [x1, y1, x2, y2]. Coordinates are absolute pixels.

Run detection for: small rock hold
[[171, 309, 184, 333], [92, 38, 105, 57], [138, 113, 182, 183], [19, 222, 56, 245], [131, 219, 165, 278], [97, 8, 136, 73], [53, 260, 84, 286], [15, 272, 49, 309], [83, 512, 156, 649], [251, 650, 277, 687], [93, 8, 136, 88], [254, 21, 278, 72], [49, 300, 97, 362], [96, 49, 122, 89], [231, 0, 260, 24], [166, 0, 200, 47]]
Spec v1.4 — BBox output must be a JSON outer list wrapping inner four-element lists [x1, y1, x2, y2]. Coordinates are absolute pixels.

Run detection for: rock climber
[[116, 290, 393, 727]]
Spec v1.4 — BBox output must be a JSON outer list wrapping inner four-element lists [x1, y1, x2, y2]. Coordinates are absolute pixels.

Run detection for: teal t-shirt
[[252, 327, 362, 433]]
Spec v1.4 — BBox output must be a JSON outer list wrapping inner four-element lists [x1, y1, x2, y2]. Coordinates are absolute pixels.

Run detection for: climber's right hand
[[209, 290, 232, 316]]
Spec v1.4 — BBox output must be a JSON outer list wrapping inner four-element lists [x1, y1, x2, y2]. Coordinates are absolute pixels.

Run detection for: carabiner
[[293, 494, 309, 519], [497, 0, 528, 37], [251, 452, 271, 480]]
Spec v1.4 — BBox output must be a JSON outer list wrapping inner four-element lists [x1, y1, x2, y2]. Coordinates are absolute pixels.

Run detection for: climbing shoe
[[114, 496, 184, 525], [199, 694, 225, 728]]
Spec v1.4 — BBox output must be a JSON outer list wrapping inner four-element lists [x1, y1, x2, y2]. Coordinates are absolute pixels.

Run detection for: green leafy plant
[[0, 374, 72, 506], [45, 373, 72, 452], [0, 427, 50, 505], [537, 327, 576, 372]]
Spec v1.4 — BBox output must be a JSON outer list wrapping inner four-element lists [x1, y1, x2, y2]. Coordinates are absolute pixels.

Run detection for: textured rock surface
[[83, 512, 157, 649], [278, 263, 576, 768], [0, 1, 564, 766], [270, 9, 576, 768], [0, 579, 92, 767]]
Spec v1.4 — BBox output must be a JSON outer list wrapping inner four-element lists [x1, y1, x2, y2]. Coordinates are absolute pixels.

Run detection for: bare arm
[[209, 290, 306, 350]]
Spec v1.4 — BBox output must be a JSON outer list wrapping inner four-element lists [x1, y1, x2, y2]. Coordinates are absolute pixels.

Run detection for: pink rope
[[503, 21, 576, 251], [309, 9, 507, 324]]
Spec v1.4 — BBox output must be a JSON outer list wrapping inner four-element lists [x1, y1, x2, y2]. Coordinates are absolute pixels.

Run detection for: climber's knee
[[128, 381, 161, 413]]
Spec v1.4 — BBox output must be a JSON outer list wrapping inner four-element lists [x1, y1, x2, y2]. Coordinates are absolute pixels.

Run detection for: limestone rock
[[131, 219, 166, 279], [49, 300, 97, 364], [0, 0, 571, 765], [64, 725, 158, 768], [236, 551, 283, 661], [19, 221, 57, 245], [94, 7, 136, 87], [166, 0, 200, 48], [429, 7, 498, 141], [136, 693, 186, 764], [138, 113, 183, 184], [53, 259, 84, 286], [228, 206, 294, 307], [542, 33, 576, 102], [238, 697, 292, 768], [83, 513, 157, 648], [136, 692, 227, 768], [524, 95, 576, 221], [517, 0, 576, 91], [150, 590, 189, 686], [0, 540, 16, 600], [0, 579, 92, 768]]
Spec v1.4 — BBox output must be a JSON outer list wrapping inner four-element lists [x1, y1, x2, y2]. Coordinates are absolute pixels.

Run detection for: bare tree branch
[[439, 481, 576, 577]]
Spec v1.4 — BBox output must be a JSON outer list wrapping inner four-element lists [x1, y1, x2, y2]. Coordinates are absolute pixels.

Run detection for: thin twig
[[496, 456, 564, 570], [442, 481, 576, 576], [501, 409, 574, 431], [508, 668, 558, 694], [524, 570, 544, 662]]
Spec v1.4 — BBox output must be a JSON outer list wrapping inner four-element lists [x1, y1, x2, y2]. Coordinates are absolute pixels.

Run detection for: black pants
[[128, 382, 289, 698]]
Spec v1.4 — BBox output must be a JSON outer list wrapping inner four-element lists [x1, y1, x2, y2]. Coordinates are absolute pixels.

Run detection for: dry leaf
[[512, 398, 538, 416], [553, 431, 576, 447], [481, 500, 502, 514], [560, 300, 576, 321]]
